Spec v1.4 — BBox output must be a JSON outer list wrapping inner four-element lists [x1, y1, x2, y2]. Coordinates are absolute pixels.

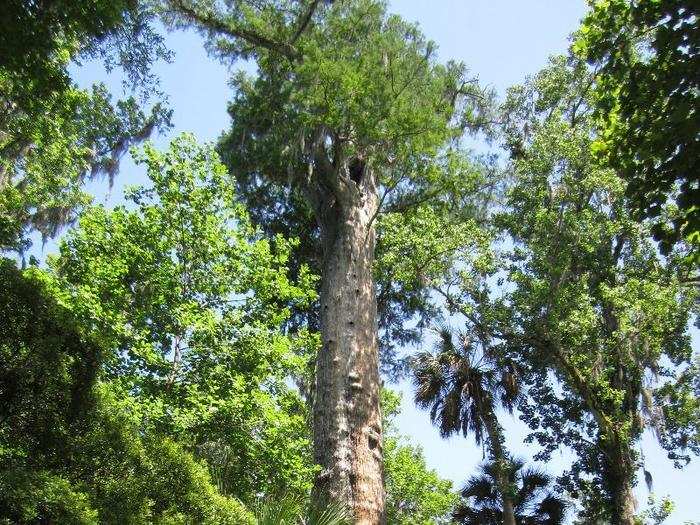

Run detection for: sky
[[58, 1, 700, 522]]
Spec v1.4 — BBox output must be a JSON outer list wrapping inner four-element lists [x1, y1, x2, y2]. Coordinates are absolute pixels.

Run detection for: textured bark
[[484, 411, 516, 525], [311, 163, 385, 524], [602, 438, 636, 525], [604, 372, 638, 525], [612, 478, 636, 525]]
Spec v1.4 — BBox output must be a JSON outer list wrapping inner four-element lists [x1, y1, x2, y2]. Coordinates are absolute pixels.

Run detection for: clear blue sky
[[61, 1, 698, 522]]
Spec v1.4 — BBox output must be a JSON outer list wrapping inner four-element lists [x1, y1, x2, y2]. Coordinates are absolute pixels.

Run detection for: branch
[[168, 0, 300, 61], [290, 0, 323, 44]]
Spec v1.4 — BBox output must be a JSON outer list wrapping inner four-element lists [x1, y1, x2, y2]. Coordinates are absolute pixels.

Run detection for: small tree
[[382, 389, 458, 525], [52, 134, 318, 503], [453, 460, 567, 525], [497, 56, 698, 524]]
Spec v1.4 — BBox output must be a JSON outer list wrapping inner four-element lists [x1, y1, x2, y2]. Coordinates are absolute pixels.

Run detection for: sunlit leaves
[[51, 134, 318, 501], [576, 0, 699, 260]]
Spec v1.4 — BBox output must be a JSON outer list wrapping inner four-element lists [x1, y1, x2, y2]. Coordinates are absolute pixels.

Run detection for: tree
[[497, 56, 698, 524], [412, 326, 520, 525], [165, 1, 491, 520], [452, 459, 567, 525], [0, 259, 254, 524], [51, 134, 318, 503], [574, 0, 699, 261], [381, 390, 457, 525], [0, 0, 171, 254]]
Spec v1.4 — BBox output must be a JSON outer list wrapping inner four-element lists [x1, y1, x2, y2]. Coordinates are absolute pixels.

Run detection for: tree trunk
[[612, 478, 636, 525], [603, 344, 638, 525], [484, 410, 516, 525], [311, 165, 385, 524], [602, 435, 637, 525]]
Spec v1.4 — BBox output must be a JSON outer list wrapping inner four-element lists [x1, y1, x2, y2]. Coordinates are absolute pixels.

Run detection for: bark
[[483, 409, 516, 525], [311, 162, 385, 524], [602, 309, 638, 525], [602, 436, 636, 525], [603, 367, 639, 525]]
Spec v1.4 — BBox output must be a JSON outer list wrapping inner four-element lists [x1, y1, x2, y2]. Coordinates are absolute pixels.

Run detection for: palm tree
[[453, 459, 568, 525], [253, 495, 351, 525], [412, 325, 521, 525]]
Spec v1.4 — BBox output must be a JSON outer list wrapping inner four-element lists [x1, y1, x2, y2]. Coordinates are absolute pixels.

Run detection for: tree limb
[[290, 0, 323, 44], [168, 0, 301, 61]]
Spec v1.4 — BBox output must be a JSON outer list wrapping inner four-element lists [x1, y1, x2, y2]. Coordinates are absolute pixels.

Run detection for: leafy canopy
[[51, 134, 318, 502], [0, 259, 254, 524], [575, 0, 699, 260], [202, 0, 493, 374], [0, 0, 171, 254], [498, 55, 698, 519]]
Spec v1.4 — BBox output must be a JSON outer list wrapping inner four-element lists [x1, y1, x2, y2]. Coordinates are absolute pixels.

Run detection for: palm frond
[[533, 494, 568, 525], [453, 504, 502, 525], [253, 496, 352, 525], [253, 495, 303, 525], [460, 473, 499, 504], [454, 460, 567, 525], [516, 465, 551, 509], [413, 352, 446, 409], [303, 500, 352, 525]]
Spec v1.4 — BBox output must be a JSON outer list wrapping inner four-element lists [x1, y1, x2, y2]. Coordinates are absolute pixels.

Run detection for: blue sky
[[60, 1, 699, 522]]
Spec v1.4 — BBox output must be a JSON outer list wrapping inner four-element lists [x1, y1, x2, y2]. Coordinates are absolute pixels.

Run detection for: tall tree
[[412, 326, 521, 525], [497, 56, 698, 524], [165, 1, 491, 520], [574, 0, 699, 261]]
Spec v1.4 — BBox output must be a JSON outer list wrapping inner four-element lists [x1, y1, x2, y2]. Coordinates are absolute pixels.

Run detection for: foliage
[[411, 324, 522, 524], [159, 4, 494, 516], [252, 495, 351, 525], [653, 354, 700, 465], [383, 438, 457, 525], [575, 0, 699, 260], [0, 0, 171, 254], [0, 470, 99, 525], [50, 134, 318, 502], [0, 259, 253, 524], [0, 258, 100, 469], [0, 258, 99, 525], [0, 0, 169, 101], [452, 459, 567, 525], [4, 1, 698, 521], [381, 390, 458, 525], [497, 55, 698, 520], [375, 161, 496, 374], [634, 495, 674, 525], [0, 82, 171, 253], [412, 325, 519, 445], [1, 0, 127, 101]]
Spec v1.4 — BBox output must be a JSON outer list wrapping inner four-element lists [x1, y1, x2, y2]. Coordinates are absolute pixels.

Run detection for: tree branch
[[290, 0, 323, 44], [168, 0, 301, 61]]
